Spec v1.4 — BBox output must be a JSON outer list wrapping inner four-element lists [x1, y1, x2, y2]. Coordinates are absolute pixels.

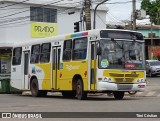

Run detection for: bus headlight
[[136, 78, 145, 83], [102, 77, 113, 82]]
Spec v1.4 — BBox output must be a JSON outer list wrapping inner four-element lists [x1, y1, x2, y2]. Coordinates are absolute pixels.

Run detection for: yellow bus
[[11, 29, 146, 100]]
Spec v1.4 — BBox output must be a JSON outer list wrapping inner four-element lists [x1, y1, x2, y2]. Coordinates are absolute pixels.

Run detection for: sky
[[105, 0, 150, 25]]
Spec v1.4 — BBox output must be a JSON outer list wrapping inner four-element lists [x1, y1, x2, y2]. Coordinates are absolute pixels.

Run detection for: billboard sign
[[31, 22, 58, 38]]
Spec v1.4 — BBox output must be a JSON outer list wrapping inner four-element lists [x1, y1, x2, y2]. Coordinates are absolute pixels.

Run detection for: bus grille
[[109, 73, 139, 77], [114, 78, 134, 83], [117, 84, 133, 90], [109, 73, 139, 83]]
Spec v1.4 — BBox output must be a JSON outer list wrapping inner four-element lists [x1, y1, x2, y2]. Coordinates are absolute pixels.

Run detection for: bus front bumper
[[97, 82, 146, 92]]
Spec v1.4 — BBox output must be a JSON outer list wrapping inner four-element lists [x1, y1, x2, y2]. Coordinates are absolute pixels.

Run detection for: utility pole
[[84, 0, 91, 30], [132, 0, 136, 30], [150, 17, 153, 45]]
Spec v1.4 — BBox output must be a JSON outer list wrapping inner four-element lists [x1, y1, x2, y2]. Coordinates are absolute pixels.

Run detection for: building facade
[[0, 0, 107, 42], [137, 25, 160, 60], [0, 0, 108, 74]]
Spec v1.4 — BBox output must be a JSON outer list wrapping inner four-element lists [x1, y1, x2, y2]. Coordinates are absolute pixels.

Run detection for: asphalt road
[[0, 76, 160, 121], [138, 76, 160, 97]]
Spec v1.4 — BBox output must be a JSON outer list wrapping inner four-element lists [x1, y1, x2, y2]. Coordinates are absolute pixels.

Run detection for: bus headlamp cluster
[[102, 77, 113, 82], [136, 78, 145, 83]]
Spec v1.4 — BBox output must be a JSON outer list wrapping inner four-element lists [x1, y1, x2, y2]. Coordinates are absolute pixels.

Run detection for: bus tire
[[62, 91, 76, 98], [76, 79, 87, 100], [128, 91, 137, 95], [113, 91, 124, 100], [30, 78, 41, 97]]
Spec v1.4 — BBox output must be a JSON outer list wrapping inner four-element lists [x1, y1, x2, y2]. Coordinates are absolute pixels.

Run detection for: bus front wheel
[[113, 91, 124, 100], [76, 79, 87, 100], [30, 78, 41, 97]]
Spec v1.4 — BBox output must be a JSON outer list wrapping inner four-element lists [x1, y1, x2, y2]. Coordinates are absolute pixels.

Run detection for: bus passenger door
[[90, 42, 97, 90], [52, 46, 61, 89], [24, 51, 30, 89]]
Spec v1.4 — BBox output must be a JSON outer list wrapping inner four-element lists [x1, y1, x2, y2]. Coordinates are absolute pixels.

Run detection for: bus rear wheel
[[113, 91, 124, 100], [76, 79, 87, 100]]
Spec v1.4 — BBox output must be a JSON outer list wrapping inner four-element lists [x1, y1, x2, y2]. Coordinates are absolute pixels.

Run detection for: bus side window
[[40, 43, 51, 63], [63, 39, 72, 61], [72, 37, 87, 60], [12, 47, 22, 65], [30, 44, 40, 64]]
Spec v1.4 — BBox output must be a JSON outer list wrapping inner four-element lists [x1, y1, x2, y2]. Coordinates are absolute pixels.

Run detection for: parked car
[[146, 60, 160, 77]]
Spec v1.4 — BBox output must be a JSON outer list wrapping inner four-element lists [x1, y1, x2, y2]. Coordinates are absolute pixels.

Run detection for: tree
[[141, 0, 160, 24]]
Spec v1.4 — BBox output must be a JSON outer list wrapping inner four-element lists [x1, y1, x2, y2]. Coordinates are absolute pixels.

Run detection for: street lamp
[[93, 0, 108, 29]]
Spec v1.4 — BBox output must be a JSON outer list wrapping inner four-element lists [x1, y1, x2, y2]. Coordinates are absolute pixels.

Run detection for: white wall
[[91, 10, 107, 29], [58, 9, 107, 34], [0, 2, 30, 42], [57, 9, 80, 34], [0, 2, 107, 43]]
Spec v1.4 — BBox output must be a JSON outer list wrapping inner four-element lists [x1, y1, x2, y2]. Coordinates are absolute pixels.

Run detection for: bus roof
[[13, 29, 97, 47], [0, 42, 14, 48], [13, 29, 143, 47]]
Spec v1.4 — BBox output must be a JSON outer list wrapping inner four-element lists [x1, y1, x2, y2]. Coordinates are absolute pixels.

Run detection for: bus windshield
[[99, 39, 145, 70]]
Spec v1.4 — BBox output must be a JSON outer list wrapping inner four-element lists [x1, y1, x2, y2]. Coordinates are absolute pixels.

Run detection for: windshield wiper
[[110, 38, 123, 49]]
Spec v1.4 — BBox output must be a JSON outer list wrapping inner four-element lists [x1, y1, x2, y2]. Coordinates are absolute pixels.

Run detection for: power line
[[92, 0, 132, 5], [0, 1, 82, 24], [105, 0, 133, 11], [0, 0, 31, 16], [96, 13, 106, 25], [0, 0, 65, 19], [105, 1, 132, 4], [105, 0, 138, 26], [106, 12, 124, 24], [95, 5, 108, 25], [0, 1, 82, 10], [0, 0, 30, 9], [0, 0, 134, 27], [0, 0, 82, 19], [0, 2, 83, 28], [107, 11, 124, 23]]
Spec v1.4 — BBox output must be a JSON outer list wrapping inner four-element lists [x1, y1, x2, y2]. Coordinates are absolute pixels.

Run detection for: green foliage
[[141, 0, 160, 24]]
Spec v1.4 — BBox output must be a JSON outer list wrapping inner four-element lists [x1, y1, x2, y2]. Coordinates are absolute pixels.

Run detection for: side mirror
[[97, 47, 101, 55]]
